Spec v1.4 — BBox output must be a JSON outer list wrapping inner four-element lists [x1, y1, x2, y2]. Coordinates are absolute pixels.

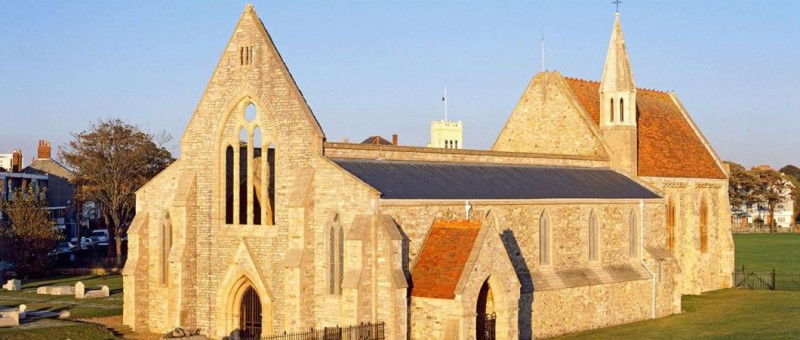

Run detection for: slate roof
[[564, 77, 726, 179], [331, 158, 660, 200], [411, 220, 481, 299]]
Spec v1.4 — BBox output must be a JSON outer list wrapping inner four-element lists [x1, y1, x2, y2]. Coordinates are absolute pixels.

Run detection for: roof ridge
[[564, 75, 668, 93], [564, 76, 600, 84]]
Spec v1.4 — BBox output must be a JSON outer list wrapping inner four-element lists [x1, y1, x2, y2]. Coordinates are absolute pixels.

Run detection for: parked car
[[69, 237, 93, 250], [91, 229, 110, 246], [50, 241, 74, 255]]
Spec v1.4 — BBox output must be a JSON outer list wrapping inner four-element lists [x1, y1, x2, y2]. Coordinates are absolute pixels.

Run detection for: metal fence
[[255, 322, 384, 340], [732, 266, 800, 291]]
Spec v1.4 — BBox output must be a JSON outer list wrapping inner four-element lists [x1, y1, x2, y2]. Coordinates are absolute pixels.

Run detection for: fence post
[[772, 269, 776, 290]]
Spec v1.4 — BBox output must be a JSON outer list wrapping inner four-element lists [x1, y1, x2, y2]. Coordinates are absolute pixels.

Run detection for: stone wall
[[493, 72, 609, 158], [324, 143, 609, 168], [382, 199, 677, 338], [641, 177, 735, 295]]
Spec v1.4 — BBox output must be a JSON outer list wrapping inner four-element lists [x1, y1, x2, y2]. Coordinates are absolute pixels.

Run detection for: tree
[[0, 186, 62, 278], [724, 161, 756, 208], [780, 164, 800, 179], [750, 167, 792, 233], [60, 119, 174, 267], [780, 165, 800, 224]]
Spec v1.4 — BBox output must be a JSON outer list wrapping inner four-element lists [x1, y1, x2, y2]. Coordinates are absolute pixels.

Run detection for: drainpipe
[[640, 199, 657, 319]]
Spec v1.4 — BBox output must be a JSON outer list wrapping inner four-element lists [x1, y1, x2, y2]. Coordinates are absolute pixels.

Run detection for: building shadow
[[500, 229, 534, 340]]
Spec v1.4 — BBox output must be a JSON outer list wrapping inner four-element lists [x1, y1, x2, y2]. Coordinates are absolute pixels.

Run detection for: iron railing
[[251, 322, 384, 340], [732, 266, 800, 291]]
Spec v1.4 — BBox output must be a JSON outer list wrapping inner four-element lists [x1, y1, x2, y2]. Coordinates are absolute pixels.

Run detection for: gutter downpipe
[[640, 199, 657, 319]]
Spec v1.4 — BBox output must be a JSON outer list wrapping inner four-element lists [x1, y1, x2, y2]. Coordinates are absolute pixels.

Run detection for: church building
[[123, 5, 734, 339]]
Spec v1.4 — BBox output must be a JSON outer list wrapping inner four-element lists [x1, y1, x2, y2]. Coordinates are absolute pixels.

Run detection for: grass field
[[0, 274, 123, 319], [556, 289, 800, 339], [555, 233, 800, 339], [0, 274, 122, 339], [733, 233, 800, 273]]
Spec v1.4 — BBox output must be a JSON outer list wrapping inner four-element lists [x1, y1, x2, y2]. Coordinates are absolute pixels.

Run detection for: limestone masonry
[[123, 5, 734, 339]]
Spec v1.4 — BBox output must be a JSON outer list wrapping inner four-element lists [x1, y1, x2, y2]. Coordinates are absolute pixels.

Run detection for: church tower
[[599, 13, 638, 175]]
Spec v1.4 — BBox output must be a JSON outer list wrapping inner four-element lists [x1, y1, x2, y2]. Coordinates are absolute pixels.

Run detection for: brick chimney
[[11, 149, 22, 173], [38, 140, 51, 159], [392, 134, 398, 146]]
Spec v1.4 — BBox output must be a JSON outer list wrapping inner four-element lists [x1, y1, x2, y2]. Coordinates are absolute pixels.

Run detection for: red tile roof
[[360, 136, 393, 145], [564, 77, 726, 179], [411, 220, 481, 299]]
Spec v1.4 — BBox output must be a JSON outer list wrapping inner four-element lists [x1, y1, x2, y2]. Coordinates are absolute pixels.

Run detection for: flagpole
[[445, 87, 448, 121]]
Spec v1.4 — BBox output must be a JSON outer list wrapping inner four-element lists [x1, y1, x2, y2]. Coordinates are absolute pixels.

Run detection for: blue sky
[[1, 1, 798, 169]]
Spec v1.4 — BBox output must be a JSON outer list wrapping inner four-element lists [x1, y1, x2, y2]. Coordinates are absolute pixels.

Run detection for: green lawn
[[733, 233, 800, 274], [0, 274, 122, 338], [556, 289, 800, 339], [0, 322, 117, 340], [0, 274, 123, 319], [555, 233, 800, 339]]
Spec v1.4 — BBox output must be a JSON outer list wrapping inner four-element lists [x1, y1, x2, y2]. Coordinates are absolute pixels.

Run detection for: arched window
[[328, 225, 336, 294], [161, 214, 172, 286], [629, 209, 637, 257], [620, 98, 625, 122], [225, 145, 234, 224], [328, 215, 344, 295], [610, 98, 615, 122], [455, 140, 458, 149], [221, 101, 275, 226], [539, 211, 551, 265], [589, 211, 599, 261], [238, 128, 248, 225], [700, 199, 708, 253], [667, 199, 676, 252]]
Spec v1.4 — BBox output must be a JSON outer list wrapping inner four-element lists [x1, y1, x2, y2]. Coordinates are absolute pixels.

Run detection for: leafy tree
[[780, 164, 800, 179], [780, 165, 800, 224], [60, 119, 174, 266], [0, 186, 62, 278], [724, 161, 756, 208], [750, 167, 792, 233]]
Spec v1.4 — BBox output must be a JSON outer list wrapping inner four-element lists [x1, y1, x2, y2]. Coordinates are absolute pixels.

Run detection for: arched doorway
[[476, 279, 496, 340], [239, 286, 262, 339]]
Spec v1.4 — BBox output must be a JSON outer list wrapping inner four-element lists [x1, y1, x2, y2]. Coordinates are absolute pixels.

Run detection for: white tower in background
[[427, 87, 463, 149]]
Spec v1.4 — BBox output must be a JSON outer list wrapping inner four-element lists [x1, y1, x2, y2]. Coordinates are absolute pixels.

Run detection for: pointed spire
[[600, 13, 635, 92]]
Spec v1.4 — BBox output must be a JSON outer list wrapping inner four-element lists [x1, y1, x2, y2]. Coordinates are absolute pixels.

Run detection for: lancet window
[[328, 214, 344, 295], [667, 199, 676, 252], [700, 199, 708, 253], [539, 211, 551, 266], [589, 211, 599, 261], [629, 209, 637, 257], [160, 213, 172, 286]]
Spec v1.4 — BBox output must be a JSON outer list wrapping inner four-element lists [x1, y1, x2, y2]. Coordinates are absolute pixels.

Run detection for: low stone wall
[[532, 279, 652, 338]]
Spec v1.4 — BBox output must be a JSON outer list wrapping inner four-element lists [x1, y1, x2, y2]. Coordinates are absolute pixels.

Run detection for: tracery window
[[222, 101, 275, 226]]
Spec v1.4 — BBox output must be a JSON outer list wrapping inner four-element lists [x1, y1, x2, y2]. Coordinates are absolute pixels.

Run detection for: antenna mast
[[541, 31, 545, 71]]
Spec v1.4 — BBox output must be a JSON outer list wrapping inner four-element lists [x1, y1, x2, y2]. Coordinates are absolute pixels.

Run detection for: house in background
[[0, 140, 83, 238]]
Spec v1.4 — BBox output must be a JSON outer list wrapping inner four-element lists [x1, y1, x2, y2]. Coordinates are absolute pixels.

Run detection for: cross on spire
[[613, 0, 622, 13]]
